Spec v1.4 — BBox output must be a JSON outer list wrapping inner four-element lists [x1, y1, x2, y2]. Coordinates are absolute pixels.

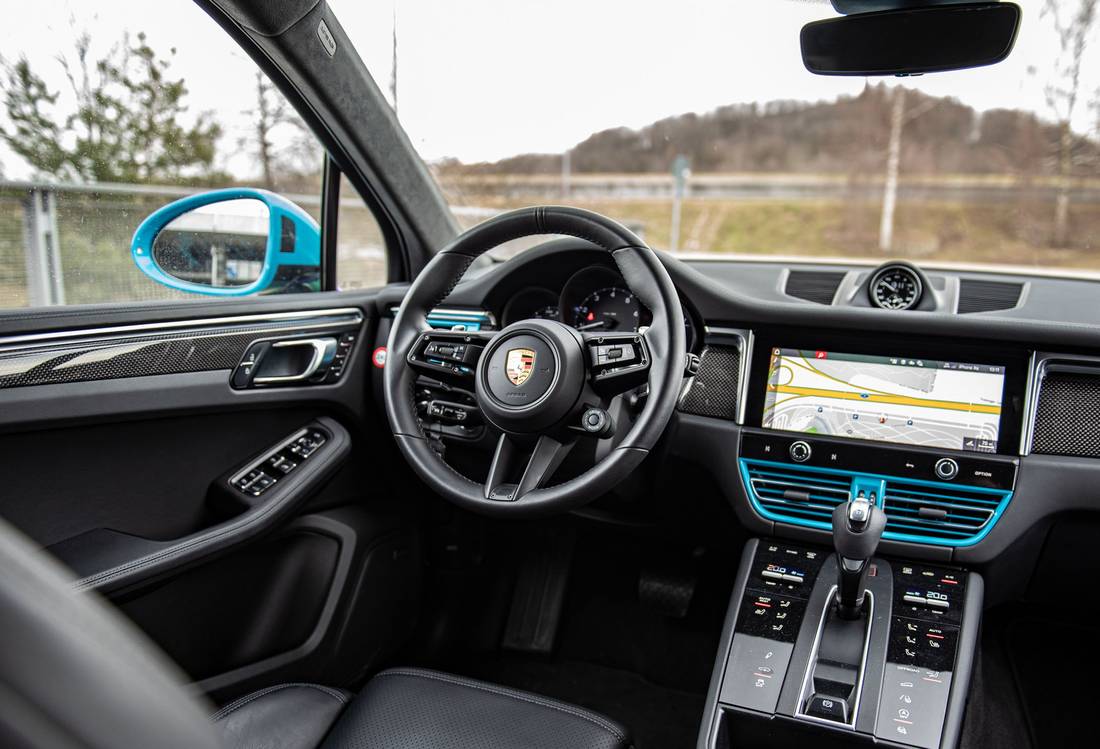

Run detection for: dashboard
[[382, 237, 1100, 585]]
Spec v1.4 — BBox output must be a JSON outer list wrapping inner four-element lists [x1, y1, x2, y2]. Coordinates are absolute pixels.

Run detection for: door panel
[[0, 292, 423, 697]]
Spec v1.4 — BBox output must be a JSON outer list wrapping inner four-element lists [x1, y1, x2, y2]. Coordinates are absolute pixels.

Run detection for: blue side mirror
[[131, 188, 321, 297]]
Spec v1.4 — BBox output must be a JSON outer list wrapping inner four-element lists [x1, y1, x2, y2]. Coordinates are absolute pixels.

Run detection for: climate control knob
[[934, 458, 959, 481], [789, 440, 812, 463]]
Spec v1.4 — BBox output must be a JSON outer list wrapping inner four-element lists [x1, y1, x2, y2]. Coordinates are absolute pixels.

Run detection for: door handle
[[253, 338, 337, 384]]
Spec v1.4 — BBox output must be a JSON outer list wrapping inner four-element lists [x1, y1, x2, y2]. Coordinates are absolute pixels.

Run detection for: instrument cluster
[[501, 265, 697, 350]]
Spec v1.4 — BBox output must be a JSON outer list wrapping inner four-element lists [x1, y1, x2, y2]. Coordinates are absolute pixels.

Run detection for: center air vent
[[881, 479, 1005, 544], [785, 270, 846, 304], [743, 462, 850, 525], [741, 459, 1011, 547]]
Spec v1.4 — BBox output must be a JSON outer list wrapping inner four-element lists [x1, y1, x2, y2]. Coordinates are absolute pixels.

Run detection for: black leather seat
[[214, 668, 632, 749], [0, 513, 630, 749]]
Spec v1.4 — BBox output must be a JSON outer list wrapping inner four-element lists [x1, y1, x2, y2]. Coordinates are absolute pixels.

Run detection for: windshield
[[334, 0, 1100, 274]]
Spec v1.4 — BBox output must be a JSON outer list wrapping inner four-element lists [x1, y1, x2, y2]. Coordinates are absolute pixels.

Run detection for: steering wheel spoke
[[407, 329, 496, 380], [581, 330, 651, 394], [484, 433, 575, 502]]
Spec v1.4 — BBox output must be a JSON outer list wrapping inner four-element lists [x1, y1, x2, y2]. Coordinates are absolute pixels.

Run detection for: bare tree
[[243, 72, 316, 189], [1043, 0, 1099, 247]]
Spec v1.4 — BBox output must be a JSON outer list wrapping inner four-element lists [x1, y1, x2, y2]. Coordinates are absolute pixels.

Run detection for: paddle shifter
[[831, 498, 886, 620]]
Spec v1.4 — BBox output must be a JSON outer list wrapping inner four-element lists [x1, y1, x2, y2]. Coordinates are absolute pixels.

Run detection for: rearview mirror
[[801, 2, 1021, 76], [131, 188, 320, 296]]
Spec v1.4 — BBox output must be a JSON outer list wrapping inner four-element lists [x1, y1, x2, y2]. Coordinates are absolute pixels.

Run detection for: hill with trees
[[439, 83, 1099, 181]]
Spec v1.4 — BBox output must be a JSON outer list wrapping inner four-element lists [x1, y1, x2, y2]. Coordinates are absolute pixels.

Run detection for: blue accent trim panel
[[739, 457, 1012, 548], [131, 188, 320, 297], [427, 317, 482, 331]]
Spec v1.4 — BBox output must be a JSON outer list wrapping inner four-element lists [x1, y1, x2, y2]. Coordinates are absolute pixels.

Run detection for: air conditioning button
[[934, 458, 959, 481], [789, 441, 812, 463]]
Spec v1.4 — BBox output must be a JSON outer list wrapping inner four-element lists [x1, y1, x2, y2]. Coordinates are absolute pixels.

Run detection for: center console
[[699, 537, 980, 749], [689, 330, 1025, 747]]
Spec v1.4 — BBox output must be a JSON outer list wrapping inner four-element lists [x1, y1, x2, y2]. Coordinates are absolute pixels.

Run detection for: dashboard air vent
[[881, 480, 1004, 544], [957, 279, 1023, 314], [784, 270, 846, 305], [744, 462, 850, 527], [741, 459, 1011, 546]]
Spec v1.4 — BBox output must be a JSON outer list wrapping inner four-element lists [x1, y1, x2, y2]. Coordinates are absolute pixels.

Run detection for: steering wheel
[[385, 206, 685, 516]]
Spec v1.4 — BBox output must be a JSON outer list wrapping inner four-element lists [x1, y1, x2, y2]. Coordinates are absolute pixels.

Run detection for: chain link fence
[[0, 180, 392, 309]]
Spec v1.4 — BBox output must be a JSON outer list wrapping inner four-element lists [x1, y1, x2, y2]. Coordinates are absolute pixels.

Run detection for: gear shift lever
[[831, 498, 886, 620]]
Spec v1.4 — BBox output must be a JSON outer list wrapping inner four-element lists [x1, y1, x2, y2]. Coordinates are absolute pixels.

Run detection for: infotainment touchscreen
[[761, 348, 1006, 453]]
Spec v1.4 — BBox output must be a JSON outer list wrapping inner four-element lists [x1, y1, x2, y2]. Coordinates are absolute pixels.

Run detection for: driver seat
[[0, 516, 631, 749], [214, 671, 631, 749]]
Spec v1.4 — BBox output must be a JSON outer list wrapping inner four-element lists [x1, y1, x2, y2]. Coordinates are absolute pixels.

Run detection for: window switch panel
[[229, 427, 328, 497]]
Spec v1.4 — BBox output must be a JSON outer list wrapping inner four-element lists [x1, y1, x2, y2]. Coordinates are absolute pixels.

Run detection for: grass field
[[458, 195, 1100, 272]]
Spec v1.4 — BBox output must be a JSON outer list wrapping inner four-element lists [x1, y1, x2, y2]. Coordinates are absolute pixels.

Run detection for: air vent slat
[[755, 487, 847, 504], [885, 492, 1000, 508], [885, 504, 990, 523], [957, 279, 1023, 314], [785, 270, 846, 305], [756, 503, 837, 522], [751, 468, 850, 487], [879, 519, 977, 538]]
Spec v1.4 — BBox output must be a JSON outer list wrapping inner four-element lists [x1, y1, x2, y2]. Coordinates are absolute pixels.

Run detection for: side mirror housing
[[130, 188, 320, 297]]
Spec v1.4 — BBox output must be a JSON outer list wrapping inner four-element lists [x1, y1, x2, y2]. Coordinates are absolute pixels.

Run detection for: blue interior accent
[[426, 312, 491, 331], [739, 457, 1012, 548]]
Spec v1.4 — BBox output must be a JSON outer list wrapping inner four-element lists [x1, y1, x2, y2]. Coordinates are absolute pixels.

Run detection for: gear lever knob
[[831, 499, 886, 620]]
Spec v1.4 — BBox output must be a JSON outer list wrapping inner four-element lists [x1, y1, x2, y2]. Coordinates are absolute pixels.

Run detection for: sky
[[0, 0, 1096, 179]]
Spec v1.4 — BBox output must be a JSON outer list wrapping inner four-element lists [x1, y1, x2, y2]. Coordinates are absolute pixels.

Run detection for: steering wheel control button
[[581, 408, 614, 437], [934, 458, 959, 481], [591, 343, 636, 366], [789, 441, 812, 463]]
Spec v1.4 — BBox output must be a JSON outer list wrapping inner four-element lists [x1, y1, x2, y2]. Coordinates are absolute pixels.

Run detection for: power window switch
[[250, 473, 275, 494], [274, 459, 296, 474]]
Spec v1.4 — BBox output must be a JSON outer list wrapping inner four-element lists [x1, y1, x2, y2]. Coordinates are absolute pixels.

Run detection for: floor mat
[[460, 654, 705, 749], [1005, 617, 1098, 747]]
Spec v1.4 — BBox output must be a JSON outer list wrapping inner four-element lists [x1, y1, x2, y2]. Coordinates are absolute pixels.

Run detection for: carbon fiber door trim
[[0, 308, 363, 390]]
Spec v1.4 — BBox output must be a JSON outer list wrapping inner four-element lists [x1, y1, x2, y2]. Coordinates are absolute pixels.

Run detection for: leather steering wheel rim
[[384, 206, 685, 517]]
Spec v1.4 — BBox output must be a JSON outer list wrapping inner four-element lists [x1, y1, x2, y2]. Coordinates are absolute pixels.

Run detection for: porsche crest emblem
[[505, 348, 536, 386]]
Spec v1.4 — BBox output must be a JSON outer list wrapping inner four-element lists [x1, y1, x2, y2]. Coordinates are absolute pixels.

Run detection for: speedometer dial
[[572, 287, 641, 332], [869, 265, 923, 310]]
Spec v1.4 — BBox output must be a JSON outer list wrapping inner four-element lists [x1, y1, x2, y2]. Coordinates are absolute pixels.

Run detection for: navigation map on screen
[[761, 349, 1005, 453]]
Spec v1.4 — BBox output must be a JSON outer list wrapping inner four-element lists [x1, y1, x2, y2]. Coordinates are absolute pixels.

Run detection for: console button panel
[[876, 562, 966, 749], [720, 542, 825, 712]]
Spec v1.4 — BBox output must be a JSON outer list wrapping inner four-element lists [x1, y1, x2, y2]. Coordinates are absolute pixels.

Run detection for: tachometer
[[572, 287, 642, 332]]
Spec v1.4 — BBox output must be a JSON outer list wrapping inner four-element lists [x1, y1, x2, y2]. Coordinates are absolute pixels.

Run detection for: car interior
[[1, 1, 1098, 748]]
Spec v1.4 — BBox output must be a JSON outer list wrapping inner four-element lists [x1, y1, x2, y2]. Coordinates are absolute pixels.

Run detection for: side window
[[336, 175, 389, 290], [0, 1, 384, 308]]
